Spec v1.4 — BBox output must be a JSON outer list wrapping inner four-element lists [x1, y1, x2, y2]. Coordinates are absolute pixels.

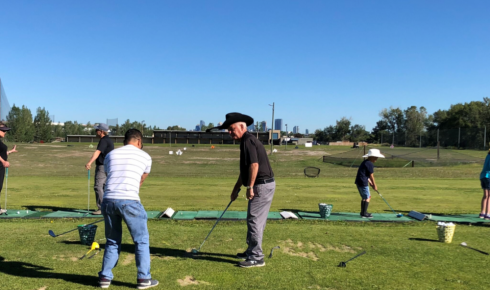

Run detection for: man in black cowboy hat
[[208, 113, 275, 268]]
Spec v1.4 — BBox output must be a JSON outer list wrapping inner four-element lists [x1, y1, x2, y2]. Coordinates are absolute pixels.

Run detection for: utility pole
[[437, 129, 440, 160], [285, 124, 288, 150], [269, 102, 275, 154], [458, 127, 461, 149]]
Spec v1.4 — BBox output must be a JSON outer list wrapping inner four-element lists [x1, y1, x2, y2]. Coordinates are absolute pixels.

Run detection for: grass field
[[1, 142, 489, 289]]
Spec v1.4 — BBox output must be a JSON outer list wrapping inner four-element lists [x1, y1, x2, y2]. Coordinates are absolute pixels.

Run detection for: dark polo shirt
[[240, 132, 274, 186], [96, 135, 114, 166]]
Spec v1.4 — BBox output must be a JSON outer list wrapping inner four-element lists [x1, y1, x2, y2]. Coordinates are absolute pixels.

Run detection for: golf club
[[4, 168, 8, 216], [374, 189, 403, 217], [191, 189, 240, 254], [460, 242, 489, 255], [269, 246, 280, 258], [80, 242, 100, 260], [48, 218, 104, 238], [338, 251, 366, 268], [87, 169, 90, 213]]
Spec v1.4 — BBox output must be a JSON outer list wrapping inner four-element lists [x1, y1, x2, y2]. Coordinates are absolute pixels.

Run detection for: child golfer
[[355, 149, 384, 218], [479, 148, 490, 219]]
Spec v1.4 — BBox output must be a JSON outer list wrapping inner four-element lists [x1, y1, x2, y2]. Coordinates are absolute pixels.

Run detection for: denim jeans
[[98, 199, 151, 280]]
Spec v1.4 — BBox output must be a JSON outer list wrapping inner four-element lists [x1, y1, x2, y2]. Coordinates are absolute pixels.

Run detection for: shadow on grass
[[59, 241, 238, 264], [23, 205, 82, 212], [408, 238, 439, 242], [0, 256, 133, 288]]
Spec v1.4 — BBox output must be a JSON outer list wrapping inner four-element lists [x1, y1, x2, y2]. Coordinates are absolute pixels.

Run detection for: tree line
[[315, 98, 490, 146], [5, 104, 160, 142]]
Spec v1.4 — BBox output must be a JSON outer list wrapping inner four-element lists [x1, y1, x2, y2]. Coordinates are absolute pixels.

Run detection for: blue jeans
[[357, 186, 371, 199], [98, 199, 151, 280]]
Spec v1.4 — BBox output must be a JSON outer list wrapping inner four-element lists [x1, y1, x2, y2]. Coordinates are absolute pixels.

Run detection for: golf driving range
[[0, 143, 489, 289]]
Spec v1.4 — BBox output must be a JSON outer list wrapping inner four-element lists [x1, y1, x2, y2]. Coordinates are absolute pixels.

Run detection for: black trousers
[[0, 166, 5, 201]]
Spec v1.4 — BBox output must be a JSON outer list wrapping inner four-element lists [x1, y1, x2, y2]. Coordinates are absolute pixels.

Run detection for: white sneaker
[[0, 209, 7, 214]]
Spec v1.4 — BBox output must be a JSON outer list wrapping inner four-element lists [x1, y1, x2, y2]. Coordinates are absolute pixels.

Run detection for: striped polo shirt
[[103, 144, 152, 201]]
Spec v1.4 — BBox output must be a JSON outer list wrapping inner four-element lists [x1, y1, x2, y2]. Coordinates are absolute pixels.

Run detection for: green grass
[[1, 143, 489, 289]]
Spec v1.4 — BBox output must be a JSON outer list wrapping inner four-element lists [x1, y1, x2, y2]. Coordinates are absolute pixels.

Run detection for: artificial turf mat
[[0, 209, 39, 218], [194, 210, 283, 220], [172, 211, 198, 220], [297, 212, 414, 222], [146, 211, 163, 219], [427, 214, 490, 223], [43, 210, 99, 218]]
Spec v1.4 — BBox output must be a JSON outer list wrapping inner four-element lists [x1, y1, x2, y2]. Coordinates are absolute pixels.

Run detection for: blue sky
[[1, 0, 489, 133]]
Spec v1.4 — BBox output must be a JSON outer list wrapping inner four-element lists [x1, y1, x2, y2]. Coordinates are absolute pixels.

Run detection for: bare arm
[[231, 174, 243, 201], [369, 173, 377, 191], [140, 173, 149, 187], [246, 163, 259, 200], [85, 150, 101, 170]]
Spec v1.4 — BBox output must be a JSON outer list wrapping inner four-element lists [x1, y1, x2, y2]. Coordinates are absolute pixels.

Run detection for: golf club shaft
[[197, 200, 233, 251], [51, 218, 104, 237], [467, 246, 489, 255], [374, 190, 396, 214], [345, 251, 366, 263], [87, 169, 90, 212], [4, 168, 7, 211], [196, 189, 240, 251]]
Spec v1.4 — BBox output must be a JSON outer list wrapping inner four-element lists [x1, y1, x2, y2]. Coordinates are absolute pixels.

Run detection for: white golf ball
[[17, 211, 20, 214]]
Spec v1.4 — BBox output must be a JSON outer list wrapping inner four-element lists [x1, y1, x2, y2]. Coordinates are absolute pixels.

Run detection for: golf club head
[[338, 262, 346, 268], [460, 242, 467, 247], [396, 213, 403, 218], [269, 246, 280, 258], [191, 249, 199, 255], [48, 230, 56, 237]]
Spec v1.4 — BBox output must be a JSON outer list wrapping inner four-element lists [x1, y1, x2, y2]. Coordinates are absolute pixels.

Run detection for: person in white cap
[[354, 149, 384, 218], [85, 123, 114, 215]]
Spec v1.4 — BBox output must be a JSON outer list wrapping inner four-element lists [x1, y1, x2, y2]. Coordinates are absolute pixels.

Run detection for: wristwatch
[[246, 186, 252, 189]]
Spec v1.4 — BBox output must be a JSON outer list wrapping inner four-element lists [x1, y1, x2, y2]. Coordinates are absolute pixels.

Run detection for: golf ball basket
[[78, 224, 98, 245], [436, 224, 456, 243], [319, 203, 333, 219]]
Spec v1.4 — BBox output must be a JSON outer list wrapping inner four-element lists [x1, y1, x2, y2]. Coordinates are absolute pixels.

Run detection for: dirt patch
[[177, 276, 210, 286], [151, 254, 176, 261], [122, 254, 135, 265], [279, 240, 358, 261], [70, 257, 78, 262], [279, 239, 319, 261], [37, 287, 48, 290]]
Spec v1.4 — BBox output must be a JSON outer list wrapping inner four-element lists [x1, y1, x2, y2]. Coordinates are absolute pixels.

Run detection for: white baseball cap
[[362, 149, 385, 158]]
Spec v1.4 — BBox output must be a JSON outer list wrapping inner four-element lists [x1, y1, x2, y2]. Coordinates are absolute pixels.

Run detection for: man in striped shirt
[[98, 129, 158, 290]]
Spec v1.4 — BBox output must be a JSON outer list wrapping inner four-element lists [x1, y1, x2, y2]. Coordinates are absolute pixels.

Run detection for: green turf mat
[[195, 211, 284, 220], [0, 210, 38, 218], [172, 211, 198, 220], [43, 210, 99, 218], [427, 214, 490, 223], [146, 211, 163, 219], [267, 212, 283, 220], [24, 211, 51, 218], [297, 212, 413, 222]]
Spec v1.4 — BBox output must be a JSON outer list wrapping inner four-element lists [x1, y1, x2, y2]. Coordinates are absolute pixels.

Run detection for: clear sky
[[0, 0, 489, 133]]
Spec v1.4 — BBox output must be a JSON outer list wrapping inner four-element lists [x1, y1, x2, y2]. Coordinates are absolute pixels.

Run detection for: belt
[[255, 178, 275, 185]]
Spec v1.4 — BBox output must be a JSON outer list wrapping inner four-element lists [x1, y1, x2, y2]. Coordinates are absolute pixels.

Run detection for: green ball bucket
[[78, 224, 98, 245], [319, 203, 333, 219]]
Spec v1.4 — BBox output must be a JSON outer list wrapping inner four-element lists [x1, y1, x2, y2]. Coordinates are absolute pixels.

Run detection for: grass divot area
[[0, 219, 489, 289]]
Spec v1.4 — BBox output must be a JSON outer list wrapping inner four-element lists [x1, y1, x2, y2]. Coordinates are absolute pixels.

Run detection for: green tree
[[166, 125, 186, 131], [6, 105, 34, 142], [404, 106, 428, 146], [334, 117, 351, 141], [350, 124, 370, 142], [379, 107, 404, 145], [33, 107, 53, 142]]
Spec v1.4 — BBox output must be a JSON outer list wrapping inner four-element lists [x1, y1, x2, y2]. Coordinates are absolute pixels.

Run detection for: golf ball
[[17, 211, 20, 214]]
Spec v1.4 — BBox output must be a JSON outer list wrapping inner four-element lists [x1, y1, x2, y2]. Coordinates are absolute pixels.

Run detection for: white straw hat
[[362, 149, 385, 158]]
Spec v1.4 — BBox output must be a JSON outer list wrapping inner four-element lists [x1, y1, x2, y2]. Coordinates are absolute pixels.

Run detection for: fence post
[[419, 130, 422, 148], [485, 126, 487, 149], [411, 160, 415, 167], [437, 129, 440, 159], [364, 145, 366, 156], [458, 127, 460, 149]]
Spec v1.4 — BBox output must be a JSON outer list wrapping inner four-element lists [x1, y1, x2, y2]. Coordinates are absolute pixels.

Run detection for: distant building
[[247, 124, 255, 131], [275, 119, 283, 132], [200, 120, 205, 130], [195, 125, 200, 131], [305, 129, 309, 135], [293, 126, 299, 134], [261, 121, 267, 132]]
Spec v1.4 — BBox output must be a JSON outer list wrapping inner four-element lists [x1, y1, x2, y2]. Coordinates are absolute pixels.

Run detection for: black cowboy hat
[[206, 113, 254, 132]]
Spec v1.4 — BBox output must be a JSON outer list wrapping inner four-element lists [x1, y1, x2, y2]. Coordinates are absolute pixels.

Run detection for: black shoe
[[236, 252, 248, 259], [362, 213, 373, 219], [137, 279, 159, 289], [238, 259, 265, 268], [98, 278, 111, 289]]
